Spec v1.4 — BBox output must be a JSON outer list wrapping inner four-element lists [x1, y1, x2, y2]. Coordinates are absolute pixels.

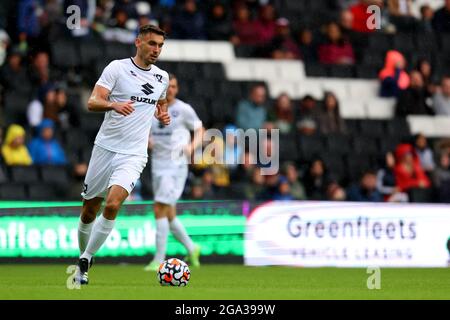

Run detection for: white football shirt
[[94, 58, 169, 156], [150, 98, 201, 170]]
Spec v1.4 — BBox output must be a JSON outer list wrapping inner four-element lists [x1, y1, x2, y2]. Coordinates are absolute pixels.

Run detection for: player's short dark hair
[[138, 24, 166, 39], [168, 73, 177, 81]]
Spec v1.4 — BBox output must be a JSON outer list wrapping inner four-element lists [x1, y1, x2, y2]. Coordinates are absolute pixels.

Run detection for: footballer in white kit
[[75, 25, 171, 285], [144, 74, 204, 271]]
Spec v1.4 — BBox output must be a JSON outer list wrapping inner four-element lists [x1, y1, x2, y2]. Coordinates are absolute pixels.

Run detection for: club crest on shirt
[[154, 74, 163, 83], [171, 110, 180, 118]]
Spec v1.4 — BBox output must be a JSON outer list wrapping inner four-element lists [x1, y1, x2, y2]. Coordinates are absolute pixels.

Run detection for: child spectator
[[28, 118, 67, 165], [1, 124, 32, 166], [273, 176, 294, 200]]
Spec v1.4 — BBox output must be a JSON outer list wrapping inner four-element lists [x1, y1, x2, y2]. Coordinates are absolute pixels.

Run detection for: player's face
[[136, 32, 165, 65], [167, 78, 179, 101]]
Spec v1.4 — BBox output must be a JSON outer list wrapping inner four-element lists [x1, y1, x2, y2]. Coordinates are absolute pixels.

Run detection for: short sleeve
[[96, 60, 119, 91], [184, 103, 202, 131], [159, 72, 169, 100]]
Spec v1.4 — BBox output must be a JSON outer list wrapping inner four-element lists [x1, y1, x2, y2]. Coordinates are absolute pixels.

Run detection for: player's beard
[[147, 53, 159, 65], [143, 57, 153, 66], [139, 52, 155, 67]]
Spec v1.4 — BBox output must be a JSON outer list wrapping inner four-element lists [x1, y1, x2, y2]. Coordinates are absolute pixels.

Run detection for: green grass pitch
[[0, 264, 449, 300]]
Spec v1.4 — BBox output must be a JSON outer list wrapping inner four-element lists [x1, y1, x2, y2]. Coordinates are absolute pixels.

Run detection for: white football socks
[[78, 217, 95, 254], [153, 217, 169, 264], [170, 217, 195, 254], [80, 215, 115, 262]]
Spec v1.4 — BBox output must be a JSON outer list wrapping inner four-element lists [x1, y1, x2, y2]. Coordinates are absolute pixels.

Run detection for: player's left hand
[[155, 108, 170, 125]]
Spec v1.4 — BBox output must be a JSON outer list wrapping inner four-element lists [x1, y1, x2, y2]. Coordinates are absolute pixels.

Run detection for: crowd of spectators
[[0, 0, 449, 203]]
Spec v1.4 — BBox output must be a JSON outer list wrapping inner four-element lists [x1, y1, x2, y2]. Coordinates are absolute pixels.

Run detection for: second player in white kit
[[144, 74, 204, 271]]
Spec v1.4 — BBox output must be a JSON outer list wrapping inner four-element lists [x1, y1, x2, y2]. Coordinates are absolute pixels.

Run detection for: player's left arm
[[155, 98, 170, 125]]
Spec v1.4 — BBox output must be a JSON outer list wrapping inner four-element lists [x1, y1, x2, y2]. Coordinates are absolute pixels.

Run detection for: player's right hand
[[112, 101, 135, 116]]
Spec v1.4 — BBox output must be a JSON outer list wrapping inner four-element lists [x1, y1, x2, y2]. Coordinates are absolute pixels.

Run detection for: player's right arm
[[87, 84, 135, 116]]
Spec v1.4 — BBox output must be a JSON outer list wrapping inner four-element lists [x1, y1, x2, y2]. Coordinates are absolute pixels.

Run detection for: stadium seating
[[0, 183, 27, 200]]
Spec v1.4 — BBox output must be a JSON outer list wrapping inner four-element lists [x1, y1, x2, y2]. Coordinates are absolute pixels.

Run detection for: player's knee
[[81, 205, 98, 222], [104, 199, 122, 214]]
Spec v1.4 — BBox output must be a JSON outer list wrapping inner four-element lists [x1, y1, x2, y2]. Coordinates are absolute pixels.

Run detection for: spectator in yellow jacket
[[1, 124, 32, 166]]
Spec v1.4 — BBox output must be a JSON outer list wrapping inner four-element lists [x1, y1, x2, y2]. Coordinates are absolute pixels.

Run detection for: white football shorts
[[81, 145, 147, 200], [152, 165, 188, 206]]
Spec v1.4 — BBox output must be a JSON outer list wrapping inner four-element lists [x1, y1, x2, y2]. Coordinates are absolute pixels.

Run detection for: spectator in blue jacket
[[347, 170, 383, 202], [28, 118, 67, 165], [18, 0, 43, 39], [236, 84, 267, 131], [273, 176, 294, 201]]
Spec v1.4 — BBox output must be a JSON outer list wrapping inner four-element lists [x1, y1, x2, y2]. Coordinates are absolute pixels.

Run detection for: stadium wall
[[0, 201, 246, 263], [0, 201, 449, 267]]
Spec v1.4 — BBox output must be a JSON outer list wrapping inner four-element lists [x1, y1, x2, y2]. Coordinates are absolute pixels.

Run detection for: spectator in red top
[[350, 0, 383, 33], [394, 143, 431, 192], [254, 4, 277, 45], [318, 22, 355, 65], [231, 4, 258, 45]]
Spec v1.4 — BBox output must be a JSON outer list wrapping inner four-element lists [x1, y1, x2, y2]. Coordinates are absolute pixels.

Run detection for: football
[[157, 258, 191, 287]]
